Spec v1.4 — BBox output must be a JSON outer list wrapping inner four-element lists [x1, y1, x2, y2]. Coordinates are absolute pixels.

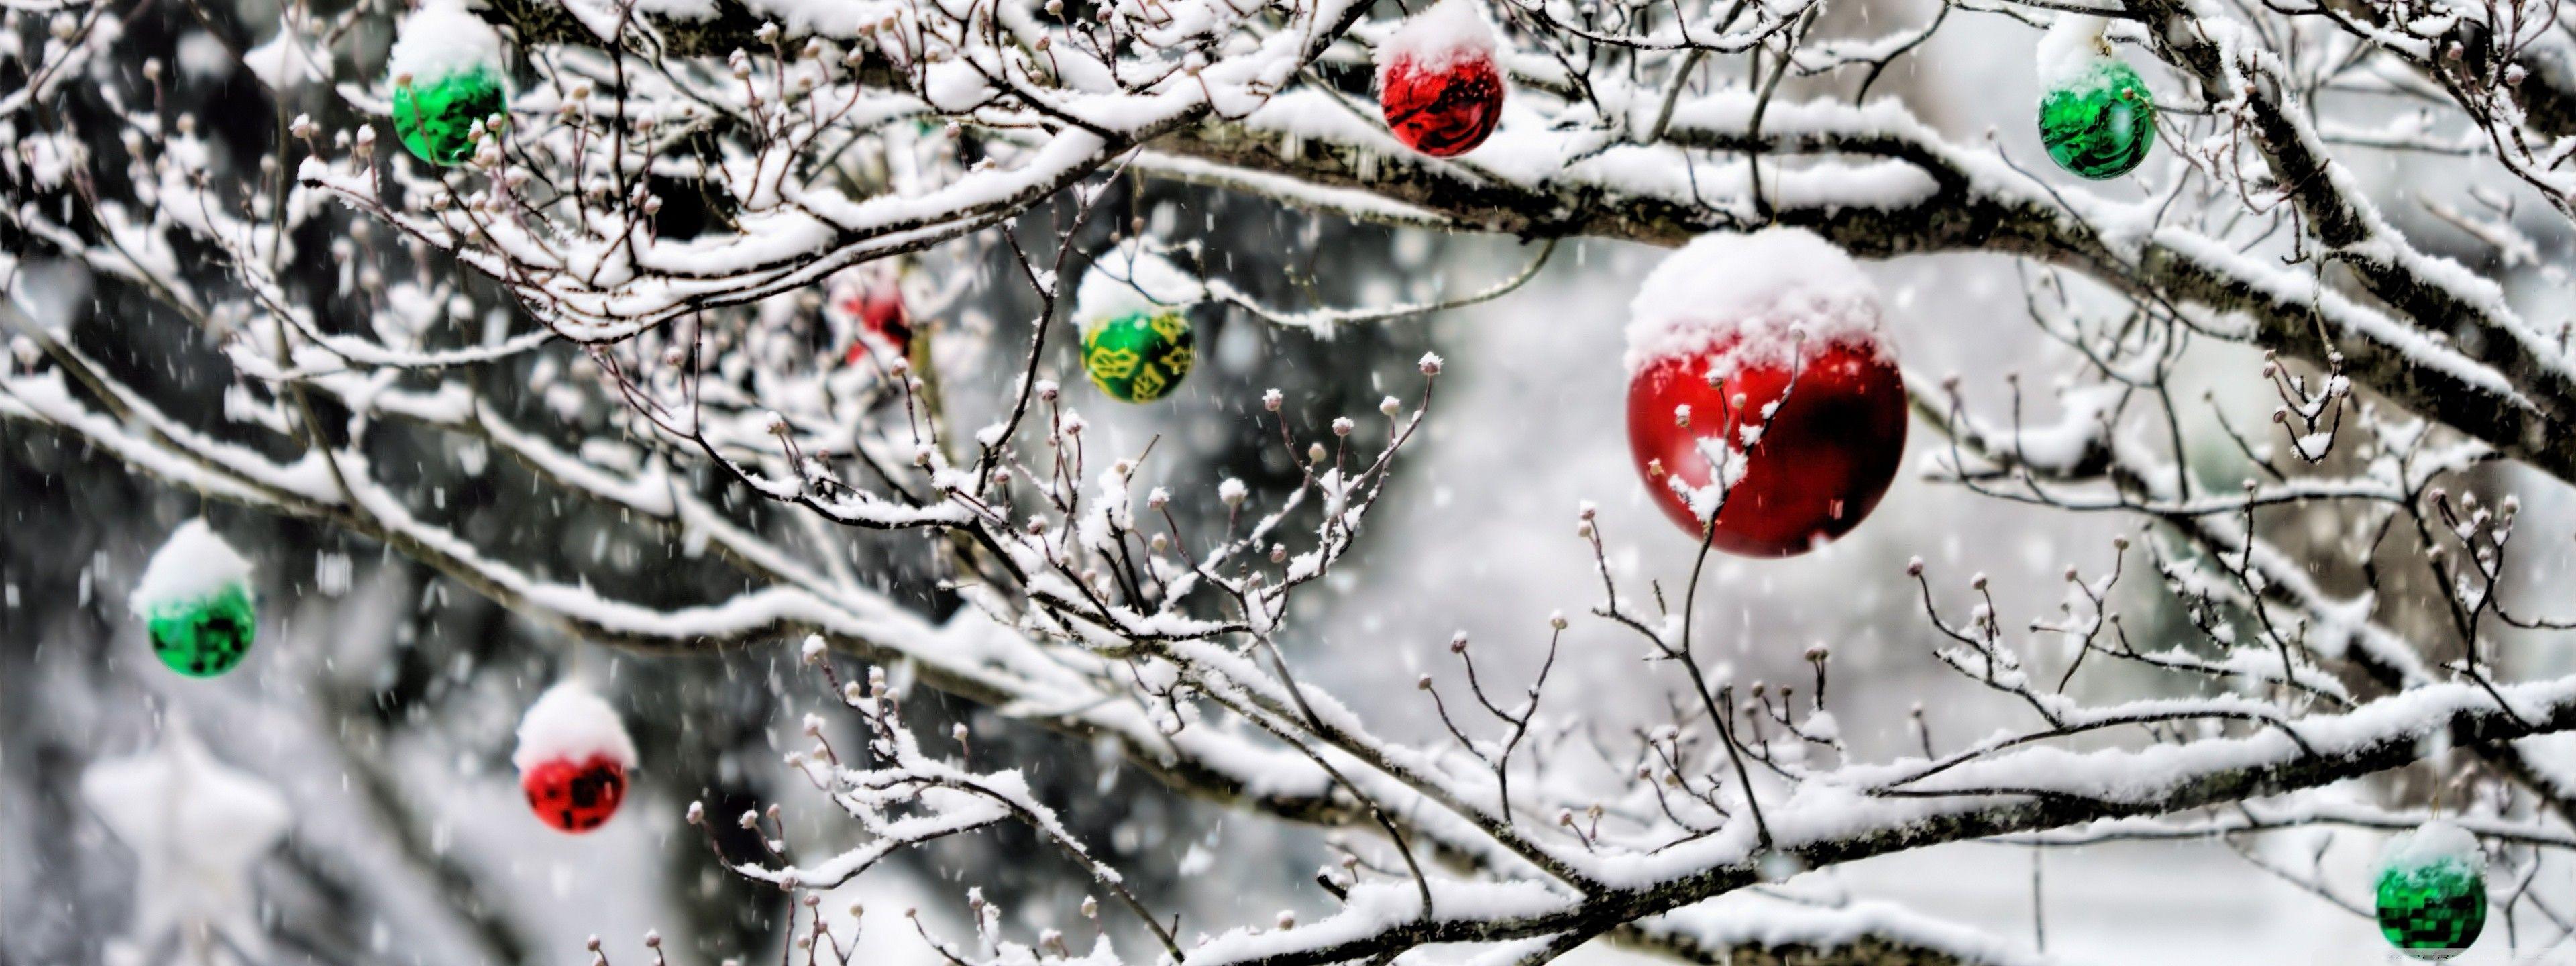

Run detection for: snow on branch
[[1623, 896, 2065, 966], [1148, 93, 2576, 486]]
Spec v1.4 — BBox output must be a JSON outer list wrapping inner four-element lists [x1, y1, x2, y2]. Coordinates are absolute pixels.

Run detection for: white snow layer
[[1622, 227, 1893, 375], [80, 723, 292, 951], [2381, 820, 2483, 874], [513, 682, 639, 771], [1075, 244, 1206, 331], [1374, 0, 1497, 80], [1647, 896, 2057, 966], [387, 0, 505, 83], [130, 519, 254, 614], [9, 258, 91, 335], [2035, 15, 2114, 91], [244, 23, 325, 90]]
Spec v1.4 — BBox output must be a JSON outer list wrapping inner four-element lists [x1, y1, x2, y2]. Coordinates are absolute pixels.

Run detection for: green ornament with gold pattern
[[1081, 309, 1196, 403]]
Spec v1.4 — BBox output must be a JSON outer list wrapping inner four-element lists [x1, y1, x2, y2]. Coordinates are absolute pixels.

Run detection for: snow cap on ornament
[[1375, 0, 1505, 157], [514, 681, 637, 834], [2035, 14, 2155, 180], [2376, 820, 2487, 957], [1622, 227, 1894, 376], [1623, 228, 1907, 557], [131, 519, 258, 678], [1075, 246, 1203, 403], [387, 0, 509, 166]]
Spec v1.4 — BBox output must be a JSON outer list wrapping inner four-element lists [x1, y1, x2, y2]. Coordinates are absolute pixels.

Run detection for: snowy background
[[12, 0, 2576, 961]]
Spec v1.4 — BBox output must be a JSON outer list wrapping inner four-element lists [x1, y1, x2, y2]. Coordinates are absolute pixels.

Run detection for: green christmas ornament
[[130, 520, 258, 678], [145, 583, 258, 678], [392, 67, 507, 166], [2035, 18, 2155, 180], [2375, 822, 2487, 957], [1074, 246, 1206, 403], [385, 0, 510, 167], [1081, 310, 1197, 403]]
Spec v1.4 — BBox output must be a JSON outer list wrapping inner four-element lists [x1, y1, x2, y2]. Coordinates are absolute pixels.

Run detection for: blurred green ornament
[[144, 583, 257, 678], [1081, 310, 1195, 402], [2376, 824, 2487, 957], [392, 66, 506, 166], [2038, 54, 2155, 180], [131, 519, 258, 679]]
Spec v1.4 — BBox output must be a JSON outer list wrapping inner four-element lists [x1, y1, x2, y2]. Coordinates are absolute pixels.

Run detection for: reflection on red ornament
[[1380, 56, 1504, 157], [832, 270, 913, 364], [1376, 1, 1505, 158], [521, 753, 629, 833], [1625, 331, 1907, 557]]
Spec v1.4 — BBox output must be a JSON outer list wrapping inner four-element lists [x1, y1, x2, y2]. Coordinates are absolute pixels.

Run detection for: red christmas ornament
[[520, 753, 630, 834], [1376, 1, 1505, 158], [1623, 229, 1908, 557], [513, 682, 639, 835], [829, 267, 913, 364]]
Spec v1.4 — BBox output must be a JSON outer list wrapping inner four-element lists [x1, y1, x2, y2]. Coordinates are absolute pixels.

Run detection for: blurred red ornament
[[1625, 331, 1907, 557], [513, 682, 636, 835], [832, 270, 913, 364], [1376, 1, 1504, 158], [520, 753, 629, 833]]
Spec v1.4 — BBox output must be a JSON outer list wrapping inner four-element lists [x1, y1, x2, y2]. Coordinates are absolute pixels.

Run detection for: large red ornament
[[830, 268, 913, 364], [1376, 1, 1505, 158], [1623, 229, 1907, 557], [520, 754, 629, 833]]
